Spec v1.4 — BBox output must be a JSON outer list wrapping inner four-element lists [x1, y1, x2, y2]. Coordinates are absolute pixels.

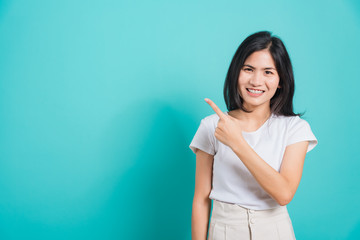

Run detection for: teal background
[[0, 0, 359, 239]]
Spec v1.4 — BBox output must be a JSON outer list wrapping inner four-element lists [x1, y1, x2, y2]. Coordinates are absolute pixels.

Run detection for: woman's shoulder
[[272, 113, 311, 128], [203, 112, 222, 121], [201, 112, 224, 127]]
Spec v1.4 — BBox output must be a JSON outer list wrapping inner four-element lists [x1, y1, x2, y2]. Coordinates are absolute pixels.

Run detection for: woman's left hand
[[205, 98, 245, 150]]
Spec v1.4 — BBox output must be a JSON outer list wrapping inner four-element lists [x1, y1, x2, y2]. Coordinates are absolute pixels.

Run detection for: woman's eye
[[244, 68, 253, 72], [265, 71, 273, 75]]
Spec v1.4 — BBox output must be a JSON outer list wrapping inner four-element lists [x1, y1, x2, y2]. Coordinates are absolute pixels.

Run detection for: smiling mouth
[[246, 88, 265, 94]]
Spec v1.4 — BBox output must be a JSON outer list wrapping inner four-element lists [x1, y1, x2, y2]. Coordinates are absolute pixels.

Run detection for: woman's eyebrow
[[243, 64, 276, 70]]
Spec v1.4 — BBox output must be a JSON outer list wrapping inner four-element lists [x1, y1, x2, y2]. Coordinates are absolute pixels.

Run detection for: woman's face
[[238, 49, 280, 110]]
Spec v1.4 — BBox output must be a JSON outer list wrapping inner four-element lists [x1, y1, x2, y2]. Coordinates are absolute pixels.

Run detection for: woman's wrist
[[230, 134, 248, 154]]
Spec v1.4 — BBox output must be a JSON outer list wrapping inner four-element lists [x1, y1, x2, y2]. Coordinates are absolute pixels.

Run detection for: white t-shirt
[[189, 111, 318, 210]]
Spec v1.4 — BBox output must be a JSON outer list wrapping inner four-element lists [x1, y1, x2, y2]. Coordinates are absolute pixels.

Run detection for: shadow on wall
[[347, 220, 360, 239], [0, 0, 10, 21], [100, 99, 195, 239]]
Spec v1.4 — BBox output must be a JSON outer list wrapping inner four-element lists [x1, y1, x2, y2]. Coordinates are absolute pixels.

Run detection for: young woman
[[189, 31, 318, 240]]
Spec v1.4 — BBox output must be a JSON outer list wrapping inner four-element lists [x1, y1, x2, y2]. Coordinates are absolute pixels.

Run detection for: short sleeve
[[189, 118, 215, 155], [286, 117, 318, 153]]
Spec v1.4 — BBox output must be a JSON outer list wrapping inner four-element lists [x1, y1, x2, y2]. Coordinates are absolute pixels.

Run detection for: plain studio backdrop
[[0, 0, 359, 239]]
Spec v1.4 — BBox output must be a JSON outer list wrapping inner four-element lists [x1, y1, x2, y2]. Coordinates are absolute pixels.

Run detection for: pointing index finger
[[205, 98, 227, 119]]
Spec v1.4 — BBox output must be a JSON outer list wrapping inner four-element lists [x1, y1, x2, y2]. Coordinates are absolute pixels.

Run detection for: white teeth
[[248, 89, 264, 93]]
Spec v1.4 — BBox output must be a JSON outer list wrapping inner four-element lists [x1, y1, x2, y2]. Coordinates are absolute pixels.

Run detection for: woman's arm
[[204, 98, 310, 206], [232, 139, 309, 206], [192, 149, 213, 240]]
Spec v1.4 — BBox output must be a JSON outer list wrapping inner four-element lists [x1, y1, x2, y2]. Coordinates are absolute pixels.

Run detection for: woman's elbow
[[276, 191, 294, 206]]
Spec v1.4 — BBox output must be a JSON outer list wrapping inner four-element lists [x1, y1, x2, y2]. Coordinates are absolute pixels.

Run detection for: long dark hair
[[223, 31, 303, 117]]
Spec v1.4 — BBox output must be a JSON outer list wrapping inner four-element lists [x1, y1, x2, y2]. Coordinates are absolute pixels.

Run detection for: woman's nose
[[249, 72, 263, 86]]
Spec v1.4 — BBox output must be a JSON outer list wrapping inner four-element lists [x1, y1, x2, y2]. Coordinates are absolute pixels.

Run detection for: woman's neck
[[228, 105, 272, 126]]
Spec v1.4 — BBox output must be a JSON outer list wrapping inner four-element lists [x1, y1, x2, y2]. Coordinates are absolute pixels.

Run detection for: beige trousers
[[208, 200, 296, 240]]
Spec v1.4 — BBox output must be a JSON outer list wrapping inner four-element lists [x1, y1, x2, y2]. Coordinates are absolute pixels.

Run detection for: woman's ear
[[277, 85, 281, 89]]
